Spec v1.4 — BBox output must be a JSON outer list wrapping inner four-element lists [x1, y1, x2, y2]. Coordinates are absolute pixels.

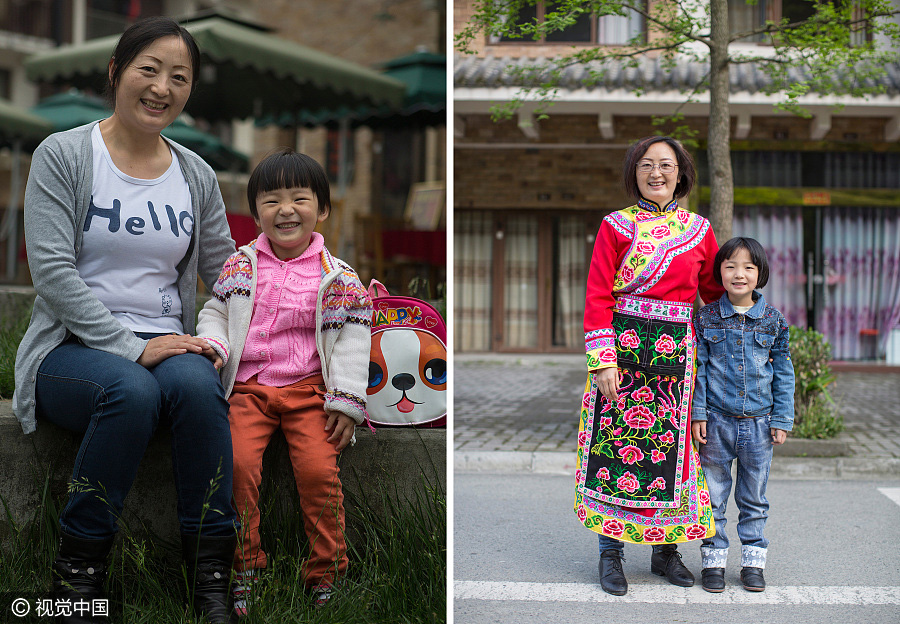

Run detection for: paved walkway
[[454, 354, 900, 475]]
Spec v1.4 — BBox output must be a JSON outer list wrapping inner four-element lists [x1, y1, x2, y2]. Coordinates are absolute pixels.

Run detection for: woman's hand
[[137, 334, 207, 368], [325, 412, 356, 452], [596, 367, 620, 403]]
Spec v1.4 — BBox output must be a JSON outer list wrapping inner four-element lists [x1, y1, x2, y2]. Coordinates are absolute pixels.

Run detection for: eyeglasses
[[637, 162, 678, 174]]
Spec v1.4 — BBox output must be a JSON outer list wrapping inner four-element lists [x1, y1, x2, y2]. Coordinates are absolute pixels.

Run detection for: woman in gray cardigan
[[14, 17, 236, 623]]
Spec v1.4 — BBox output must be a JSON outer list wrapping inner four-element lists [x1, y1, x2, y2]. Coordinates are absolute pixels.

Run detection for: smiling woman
[[574, 135, 725, 597], [13, 16, 237, 624]]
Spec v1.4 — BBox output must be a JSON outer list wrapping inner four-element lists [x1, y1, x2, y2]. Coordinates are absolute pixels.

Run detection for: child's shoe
[[701, 568, 726, 593], [311, 583, 333, 607], [232, 569, 260, 617], [740, 567, 766, 592]]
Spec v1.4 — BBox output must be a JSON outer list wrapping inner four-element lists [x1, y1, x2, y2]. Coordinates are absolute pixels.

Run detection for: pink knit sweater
[[235, 232, 324, 386]]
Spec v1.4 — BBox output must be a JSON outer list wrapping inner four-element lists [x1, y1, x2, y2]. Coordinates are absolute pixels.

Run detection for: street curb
[[454, 450, 900, 479]]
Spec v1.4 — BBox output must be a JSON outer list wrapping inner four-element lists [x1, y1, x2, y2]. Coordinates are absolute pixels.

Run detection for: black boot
[[51, 532, 114, 624], [182, 534, 237, 624], [598, 549, 628, 596], [650, 544, 695, 587]]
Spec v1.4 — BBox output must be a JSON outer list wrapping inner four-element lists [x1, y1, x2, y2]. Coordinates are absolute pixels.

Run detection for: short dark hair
[[713, 237, 770, 289], [105, 16, 201, 109], [247, 148, 332, 219], [622, 136, 696, 201]]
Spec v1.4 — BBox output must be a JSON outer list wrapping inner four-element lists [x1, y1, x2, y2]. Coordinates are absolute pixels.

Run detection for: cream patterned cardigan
[[197, 239, 372, 424]]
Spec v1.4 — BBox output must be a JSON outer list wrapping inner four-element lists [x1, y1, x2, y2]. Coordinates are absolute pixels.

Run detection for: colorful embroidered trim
[[585, 329, 617, 370], [611, 207, 707, 295], [637, 197, 679, 213]]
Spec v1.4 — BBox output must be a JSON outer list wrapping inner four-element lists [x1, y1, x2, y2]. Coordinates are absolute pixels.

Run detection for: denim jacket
[[693, 291, 795, 431]]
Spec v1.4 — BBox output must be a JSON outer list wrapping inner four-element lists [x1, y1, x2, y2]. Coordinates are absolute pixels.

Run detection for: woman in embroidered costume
[[574, 136, 725, 596]]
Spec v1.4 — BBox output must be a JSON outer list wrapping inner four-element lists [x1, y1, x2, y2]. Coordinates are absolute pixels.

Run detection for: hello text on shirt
[[84, 197, 194, 237]]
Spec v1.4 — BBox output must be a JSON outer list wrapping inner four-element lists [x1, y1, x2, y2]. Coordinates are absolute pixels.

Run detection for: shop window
[[698, 151, 900, 189], [729, 0, 872, 46], [494, 1, 645, 45]]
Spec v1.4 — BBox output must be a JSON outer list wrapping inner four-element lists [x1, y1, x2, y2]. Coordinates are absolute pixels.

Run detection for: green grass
[[0, 304, 30, 400], [0, 468, 446, 623]]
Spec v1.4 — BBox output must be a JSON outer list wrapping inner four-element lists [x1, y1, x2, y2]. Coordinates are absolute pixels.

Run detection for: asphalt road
[[454, 474, 900, 624]]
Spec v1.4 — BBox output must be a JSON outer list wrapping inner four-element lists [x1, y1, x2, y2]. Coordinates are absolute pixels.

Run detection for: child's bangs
[[256, 156, 318, 195]]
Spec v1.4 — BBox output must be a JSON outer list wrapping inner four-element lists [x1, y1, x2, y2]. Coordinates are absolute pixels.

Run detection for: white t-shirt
[[76, 125, 193, 333]]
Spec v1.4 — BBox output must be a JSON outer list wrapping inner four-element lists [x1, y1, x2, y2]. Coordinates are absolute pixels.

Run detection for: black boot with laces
[[598, 549, 627, 596]]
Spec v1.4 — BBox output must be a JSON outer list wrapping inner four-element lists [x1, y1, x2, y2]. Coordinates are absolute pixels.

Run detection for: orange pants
[[228, 374, 347, 586]]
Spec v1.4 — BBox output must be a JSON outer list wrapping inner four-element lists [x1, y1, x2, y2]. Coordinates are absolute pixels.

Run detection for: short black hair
[[247, 148, 331, 219], [622, 136, 696, 201], [713, 237, 770, 289], [105, 16, 201, 109]]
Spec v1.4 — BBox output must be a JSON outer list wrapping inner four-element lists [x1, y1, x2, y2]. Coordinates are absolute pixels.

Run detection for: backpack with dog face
[[366, 280, 446, 427]]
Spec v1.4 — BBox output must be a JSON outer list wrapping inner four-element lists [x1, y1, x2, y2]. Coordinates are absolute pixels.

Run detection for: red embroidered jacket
[[584, 198, 725, 370]]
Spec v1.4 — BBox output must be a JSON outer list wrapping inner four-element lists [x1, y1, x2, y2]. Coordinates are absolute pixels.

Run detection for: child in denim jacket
[[691, 237, 795, 594]]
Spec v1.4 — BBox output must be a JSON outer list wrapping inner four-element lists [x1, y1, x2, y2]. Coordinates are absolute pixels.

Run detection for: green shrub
[[789, 326, 844, 439]]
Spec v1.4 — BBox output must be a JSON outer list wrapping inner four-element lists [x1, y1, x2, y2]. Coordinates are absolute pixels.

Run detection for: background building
[[453, 0, 900, 361]]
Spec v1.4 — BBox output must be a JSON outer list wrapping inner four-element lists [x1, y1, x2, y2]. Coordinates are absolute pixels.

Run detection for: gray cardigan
[[12, 121, 235, 434]]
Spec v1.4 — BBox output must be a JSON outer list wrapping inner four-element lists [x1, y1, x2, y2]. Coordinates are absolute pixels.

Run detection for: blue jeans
[[598, 535, 671, 557], [36, 335, 236, 540], [697, 410, 773, 568]]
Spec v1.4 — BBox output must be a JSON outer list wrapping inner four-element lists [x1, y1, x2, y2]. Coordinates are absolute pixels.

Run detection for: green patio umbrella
[[280, 51, 446, 129], [31, 91, 249, 172], [24, 15, 405, 123], [0, 97, 53, 147]]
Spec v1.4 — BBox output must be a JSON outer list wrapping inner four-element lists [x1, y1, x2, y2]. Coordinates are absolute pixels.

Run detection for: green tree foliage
[[456, 0, 900, 239]]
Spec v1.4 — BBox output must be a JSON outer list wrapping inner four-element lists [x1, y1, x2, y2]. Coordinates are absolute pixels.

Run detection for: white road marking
[[454, 581, 900, 605], [877, 488, 900, 508]]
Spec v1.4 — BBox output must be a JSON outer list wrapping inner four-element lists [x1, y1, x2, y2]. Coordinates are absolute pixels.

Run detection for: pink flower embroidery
[[616, 396, 628, 411], [603, 519, 625, 537], [635, 241, 655, 255], [648, 476, 666, 491], [597, 467, 610, 480], [686, 524, 707, 540], [577, 505, 587, 522], [599, 348, 617, 363], [677, 210, 690, 225], [643, 526, 667, 542], [640, 303, 653, 313], [620, 266, 635, 282], [660, 431, 675, 444], [634, 211, 655, 222], [631, 386, 654, 402], [618, 445, 644, 465], [651, 449, 666, 464], [650, 225, 671, 240], [599, 416, 613, 429], [617, 472, 640, 494], [654, 334, 676, 355], [699, 489, 710, 505], [623, 405, 656, 429], [578, 431, 590, 446], [619, 329, 641, 350]]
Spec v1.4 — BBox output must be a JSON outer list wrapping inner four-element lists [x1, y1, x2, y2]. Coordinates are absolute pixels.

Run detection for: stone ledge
[[0, 401, 445, 543]]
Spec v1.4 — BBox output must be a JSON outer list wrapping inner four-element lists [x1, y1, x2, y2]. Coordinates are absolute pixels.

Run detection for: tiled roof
[[454, 54, 900, 95]]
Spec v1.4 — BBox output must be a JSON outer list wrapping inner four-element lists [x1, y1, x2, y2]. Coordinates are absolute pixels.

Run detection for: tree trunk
[[707, 0, 734, 244]]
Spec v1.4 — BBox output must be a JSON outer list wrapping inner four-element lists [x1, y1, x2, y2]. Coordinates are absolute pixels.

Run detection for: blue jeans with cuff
[[36, 334, 236, 540], [697, 409, 773, 569]]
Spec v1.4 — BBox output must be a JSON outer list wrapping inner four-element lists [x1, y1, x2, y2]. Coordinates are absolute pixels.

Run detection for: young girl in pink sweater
[[197, 149, 372, 614]]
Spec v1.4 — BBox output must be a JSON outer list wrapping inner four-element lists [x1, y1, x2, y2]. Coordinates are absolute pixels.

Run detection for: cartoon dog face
[[367, 328, 446, 425]]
